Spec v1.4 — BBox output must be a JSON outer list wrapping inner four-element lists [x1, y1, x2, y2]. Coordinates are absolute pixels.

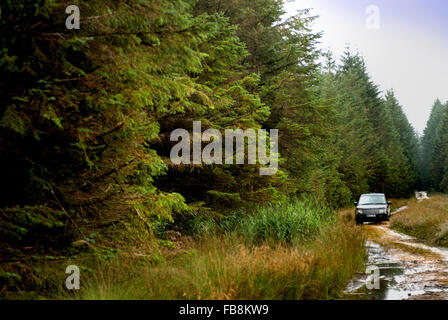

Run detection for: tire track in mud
[[345, 206, 448, 300]]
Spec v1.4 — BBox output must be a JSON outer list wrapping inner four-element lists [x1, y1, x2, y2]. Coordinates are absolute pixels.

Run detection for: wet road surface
[[345, 207, 448, 300]]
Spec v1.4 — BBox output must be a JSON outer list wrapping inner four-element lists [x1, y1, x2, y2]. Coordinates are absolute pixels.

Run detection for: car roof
[[360, 193, 385, 196]]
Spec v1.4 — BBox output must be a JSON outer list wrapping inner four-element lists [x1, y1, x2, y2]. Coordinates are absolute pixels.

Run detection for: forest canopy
[[1, 1, 436, 291]]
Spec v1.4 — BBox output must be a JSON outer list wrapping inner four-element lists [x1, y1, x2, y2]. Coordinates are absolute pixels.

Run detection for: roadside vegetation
[[2, 197, 365, 300], [388, 198, 413, 212], [391, 195, 448, 247], [77, 225, 364, 300], [0, 0, 424, 299]]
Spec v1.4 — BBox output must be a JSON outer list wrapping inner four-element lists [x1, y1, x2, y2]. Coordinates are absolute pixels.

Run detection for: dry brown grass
[[2, 197, 366, 300], [389, 198, 416, 211], [391, 195, 448, 247], [360, 225, 383, 241], [72, 222, 365, 300], [337, 207, 355, 224]]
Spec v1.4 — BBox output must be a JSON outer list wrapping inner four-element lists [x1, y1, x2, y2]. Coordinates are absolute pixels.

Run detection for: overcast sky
[[283, 0, 448, 134]]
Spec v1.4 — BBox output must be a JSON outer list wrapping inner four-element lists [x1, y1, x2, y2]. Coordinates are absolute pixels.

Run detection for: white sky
[[283, 0, 448, 134]]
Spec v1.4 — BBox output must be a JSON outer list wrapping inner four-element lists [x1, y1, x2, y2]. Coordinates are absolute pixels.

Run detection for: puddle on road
[[345, 204, 448, 300], [346, 241, 410, 300], [345, 240, 448, 300]]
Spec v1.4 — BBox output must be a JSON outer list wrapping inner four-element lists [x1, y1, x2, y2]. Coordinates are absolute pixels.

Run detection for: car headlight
[[357, 210, 363, 214], [378, 209, 386, 214]]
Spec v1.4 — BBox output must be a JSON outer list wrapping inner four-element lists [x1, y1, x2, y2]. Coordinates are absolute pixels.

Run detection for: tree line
[[419, 99, 448, 192], [0, 0, 420, 258]]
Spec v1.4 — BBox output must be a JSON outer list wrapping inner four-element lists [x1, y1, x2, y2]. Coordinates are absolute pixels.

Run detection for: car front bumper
[[356, 213, 389, 222]]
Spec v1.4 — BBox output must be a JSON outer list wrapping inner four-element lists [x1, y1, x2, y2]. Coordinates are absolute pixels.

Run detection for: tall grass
[[6, 197, 365, 300], [391, 195, 448, 247], [73, 222, 365, 300], [69, 197, 363, 300], [229, 196, 335, 245]]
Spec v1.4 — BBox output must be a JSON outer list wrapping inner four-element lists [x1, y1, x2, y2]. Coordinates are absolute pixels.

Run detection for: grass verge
[[391, 195, 448, 247], [70, 225, 364, 299], [1, 197, 366, 300]]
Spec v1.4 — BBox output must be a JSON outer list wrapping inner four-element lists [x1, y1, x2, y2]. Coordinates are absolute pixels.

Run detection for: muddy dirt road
[[345, 206, 448, 300]]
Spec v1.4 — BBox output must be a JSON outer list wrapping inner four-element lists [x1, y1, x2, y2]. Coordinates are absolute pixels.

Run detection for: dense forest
[[419, 99, 448, 192], [0, 0, 442, 298]]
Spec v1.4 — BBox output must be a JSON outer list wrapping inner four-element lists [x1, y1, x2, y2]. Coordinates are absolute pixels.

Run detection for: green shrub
[[0, 206, 72, 255], [232, 196, 335, 245]]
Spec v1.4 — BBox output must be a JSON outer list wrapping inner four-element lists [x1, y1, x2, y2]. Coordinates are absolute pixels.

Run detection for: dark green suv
[[355, 193, 391, 225]]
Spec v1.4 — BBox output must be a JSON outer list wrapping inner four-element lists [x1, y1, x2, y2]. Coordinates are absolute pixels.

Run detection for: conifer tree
[[432, 102, 448, 191], [421, 99, 446, 189]]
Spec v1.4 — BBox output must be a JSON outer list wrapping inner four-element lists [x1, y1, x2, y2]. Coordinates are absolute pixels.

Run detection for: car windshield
[[358, 194, 386, 205]]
